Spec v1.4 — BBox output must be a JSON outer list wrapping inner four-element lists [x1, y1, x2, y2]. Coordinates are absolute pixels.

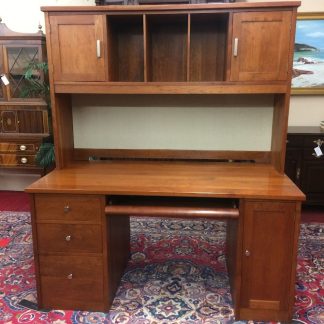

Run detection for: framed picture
[[292, 12, 324, 95]]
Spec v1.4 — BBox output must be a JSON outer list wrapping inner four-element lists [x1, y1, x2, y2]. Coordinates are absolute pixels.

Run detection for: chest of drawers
[[33, 194, 111, 310], [285, 126, 324, 205]]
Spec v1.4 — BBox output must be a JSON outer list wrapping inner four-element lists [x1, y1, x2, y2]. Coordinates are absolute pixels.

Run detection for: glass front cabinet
[[0, 20, 49, 174]]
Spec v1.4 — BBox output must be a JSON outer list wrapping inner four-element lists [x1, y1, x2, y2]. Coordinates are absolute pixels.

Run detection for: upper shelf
[[41, 2, 301, 12], [45, 2, 299, 94]]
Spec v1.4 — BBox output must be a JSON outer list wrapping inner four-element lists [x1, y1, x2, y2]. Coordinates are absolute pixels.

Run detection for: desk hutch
[[26, 2, 305, 322]]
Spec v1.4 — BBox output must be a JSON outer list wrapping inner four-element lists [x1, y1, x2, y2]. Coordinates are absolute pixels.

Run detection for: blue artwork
[[292, 18, 324, 89]]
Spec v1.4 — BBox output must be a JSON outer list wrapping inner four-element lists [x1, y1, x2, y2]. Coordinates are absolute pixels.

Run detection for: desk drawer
[[35, 194, 102, 223], [39, 256, 104, 310], [0, 142, 39, 153], [0, 153, 36, 167], [39, 255, 103, 279], [37, 224, 102, 253]]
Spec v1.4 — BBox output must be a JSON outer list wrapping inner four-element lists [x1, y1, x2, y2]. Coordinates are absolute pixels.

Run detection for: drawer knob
[[245, 249, 251, 257], [64, 205, 70, 213], [20, 157, 28, 164], [19, 145, 27, 151], [67, 273, 73, 280], [65, 235, 72, 241]]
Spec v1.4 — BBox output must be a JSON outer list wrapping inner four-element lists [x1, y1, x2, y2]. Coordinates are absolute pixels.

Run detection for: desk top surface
[[26, 161, 305, 201]]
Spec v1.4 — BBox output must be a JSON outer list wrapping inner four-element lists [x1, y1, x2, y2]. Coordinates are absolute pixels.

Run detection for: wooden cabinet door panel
[[301, 160, 324, 197], [50, 15, 107, 82], [0, 110, 18, 132], [17, 110, 44, 133], [240, 200, 297, 320], [230, 11, 291, 81]]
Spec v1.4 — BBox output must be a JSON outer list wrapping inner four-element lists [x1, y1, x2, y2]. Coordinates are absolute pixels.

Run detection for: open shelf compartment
[[189, 13, 229, 82], [145, 14, 188, 82], [107, 15, 144, 82]]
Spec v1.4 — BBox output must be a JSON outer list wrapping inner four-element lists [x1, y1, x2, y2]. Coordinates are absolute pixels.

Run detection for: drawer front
[[0, 153, 36, 166], [39, 255, 104, 310], [37, 223, 102, 253], [39, 255, 103, 279], [286, 135, 303, 148], [303, 135, 324, 148], [0, 142, 39, 153], [303, 148, 324, 161], [35, 194, 102, 223]]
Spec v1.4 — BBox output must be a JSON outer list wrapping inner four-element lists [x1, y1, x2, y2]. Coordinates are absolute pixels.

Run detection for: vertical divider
[[187, 14, 191, 82], [226, 12, 233, 82], [143, 14, 149, 83], [106, 15, 114, 82]]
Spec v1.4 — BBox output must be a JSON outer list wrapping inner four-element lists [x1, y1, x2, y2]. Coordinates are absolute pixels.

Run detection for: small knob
[[63, 205, 70, 213], [65, 235, 71, 241], [67, 273, 73, 280], [19, 145, 27, 151], [245, 249, 250, 257], [20, 157, 28, 164]]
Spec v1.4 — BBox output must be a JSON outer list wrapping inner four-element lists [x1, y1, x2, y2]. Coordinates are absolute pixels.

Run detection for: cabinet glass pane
[[7, 47, 40, 99]]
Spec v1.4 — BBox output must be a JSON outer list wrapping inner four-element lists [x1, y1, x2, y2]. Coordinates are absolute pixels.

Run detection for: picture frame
[[292, 12, 324, 95]]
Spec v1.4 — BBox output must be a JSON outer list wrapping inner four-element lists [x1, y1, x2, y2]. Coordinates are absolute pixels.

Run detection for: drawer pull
[[20, 157, 28, 164], [19, 145, 27, 151], [313, 139, 324, 147], [67, 273, 73, 280], [65, 235, 72, 241], [245, 249, 251, 257], [63, 205, 70, 213]]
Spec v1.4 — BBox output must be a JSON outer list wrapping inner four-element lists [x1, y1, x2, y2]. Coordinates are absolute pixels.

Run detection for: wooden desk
[[26, 161, 304, 321]]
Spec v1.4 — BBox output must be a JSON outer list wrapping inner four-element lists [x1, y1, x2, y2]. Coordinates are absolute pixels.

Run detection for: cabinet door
[[301, 160, 324, 204], [0, 110, 18, 132], [17, 110, 44, 134], [50, 15, 107, 82], [230, 11, 292, 81], [4, 45, 42, 100], [240, 200, 298, 321]]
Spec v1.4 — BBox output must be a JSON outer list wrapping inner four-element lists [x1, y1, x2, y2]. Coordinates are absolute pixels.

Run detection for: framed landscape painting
[[292, 12, 324, 95]]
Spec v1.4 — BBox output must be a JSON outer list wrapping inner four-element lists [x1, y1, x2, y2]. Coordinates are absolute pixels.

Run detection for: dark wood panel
[[147, 15, 187, 81], [17, 110, 44, 133], [107, 15, 144, 82], [190, 13, 228, 81]]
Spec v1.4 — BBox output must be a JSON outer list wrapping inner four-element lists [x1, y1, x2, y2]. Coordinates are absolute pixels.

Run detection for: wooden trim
[[41, 2, 301, 12], [105, 204, 239, 219], [55, 82, 288, 94], [73, 148, 271, 162]]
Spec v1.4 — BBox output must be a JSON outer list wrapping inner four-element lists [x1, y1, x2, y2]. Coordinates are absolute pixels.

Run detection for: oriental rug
[[0, 211, 323, 324]]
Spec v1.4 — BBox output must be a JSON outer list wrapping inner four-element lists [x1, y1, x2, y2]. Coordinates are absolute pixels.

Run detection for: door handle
[[233, 38, 239, 57], [96, 40, 101, 58]]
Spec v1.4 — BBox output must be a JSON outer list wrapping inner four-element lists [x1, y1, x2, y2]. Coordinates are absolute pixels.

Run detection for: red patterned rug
[[0, 212, 323, 323]]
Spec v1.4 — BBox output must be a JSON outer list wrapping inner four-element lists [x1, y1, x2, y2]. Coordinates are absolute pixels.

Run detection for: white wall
[[0, 0, 95, 33]]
